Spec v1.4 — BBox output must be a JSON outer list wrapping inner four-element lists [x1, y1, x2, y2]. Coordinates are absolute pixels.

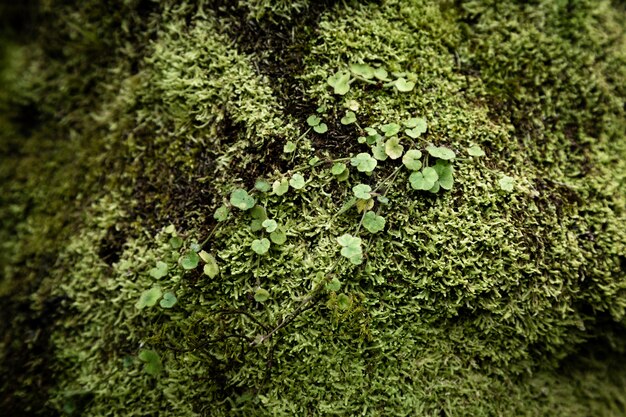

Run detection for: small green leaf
[[426, 145, 456, 160], [135, 286, 163, 310], [180, 251, 200, 270], [402, 149, 423, 171], [327, 72, 351, 95], [467, 145, 486, 157], [289, 173, 306, 190], [254, 180, 271, 193], [385, 136, 404, 160], [393, 78, 415, 92], [164, 224, 176, 234], [362, 211, 386, 233], [373, 67, 389, 81], [336, 168, 350, 181], [434, 160, 454, 190], [283, 141, 297, 153], [352, 184, 372, 200], [371, 140, 388, 161], [251, 238, 271, 255], [269, 228, 287, 245], [254, 288, 270, 303], [199, 251, 219, 278], [159, 292, 177, 309], [250, 219, 264, 232], [499, 175, 515, 192], [404, 117, 427, 138], [325, 277, 341, 292], [350, 153, 377, 173], [409, 167, 439, 190], [309, 156, 320, 166], [262, 219, 278, 233], [272, 179, 289, 196], [313, 123, 328, 134], [214, 206, 230, 222], [307, 115, 321, 127], [337, 293, 351, 310], [331, 162, 347, 176], [341, 111, 357, 125], [169, 236, 183, 249], [380, 123, 401, 137], [138, 349, 162, 377], [189, 242, 201, 252], [230, 189, 256, 210], [336, 234, 362, 265], [149, 261, 168, 279], [350, 63, 375, 79], [317, 105, 327, 113], [250, 205, 267, 220]]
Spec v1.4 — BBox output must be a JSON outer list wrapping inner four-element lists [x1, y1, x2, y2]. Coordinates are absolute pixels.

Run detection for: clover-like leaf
[[283, 141, 297, 153], [350, 63, 375, 79], [341, 111, 357, 125], [213, 206, 229, 222], [159, 292, 177, 309], [402, 149, 423, 171], [149, 261, 168, 279], [336, 234, 362, 265], [169, 236, 183, 249], [327, 71, 351, 95], [307, 115, 321, 127], [434, 160, 454, 190], [269, 228, 287, 245], [138, 349, 162, 377], [467, 145, 486, 157], [325, 277, 341, 292], [350, 153, 377, 173], [409, 167, 439, 190], [381, 123, 401, 137], [393, 77, 415, 92], [254, 288, 270, 303], [289, 173, 306, 190], [251, 238, 271, 255], [254, 180, 271, 192], [250, 205, 267, 220], [135, 286, 163, 310], [179, 251, 200, 270], [385, 136, 404, 160], [272, 179, 289, 196], [499, 175, 515, 192], [371, 140, 388, 161], [230, 189, 256, 210], [262, 219, 278, 233], [405, 117, 427, 138], [352, 184, 372, 200], [199, 251, 219, 278], [331, 162, 347, 176], [373, 67, 389, 81], [337, 293, 351, 310], [362, 211, 386, 233], [426, 145, 456, 160], [313, 123, 328, 134]]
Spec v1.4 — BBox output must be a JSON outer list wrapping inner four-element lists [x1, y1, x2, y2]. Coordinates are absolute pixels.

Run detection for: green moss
[[1, 0, 625, 416]]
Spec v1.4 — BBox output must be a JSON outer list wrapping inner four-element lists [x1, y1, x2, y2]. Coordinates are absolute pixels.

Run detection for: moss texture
[[1, 0, 625, 415]]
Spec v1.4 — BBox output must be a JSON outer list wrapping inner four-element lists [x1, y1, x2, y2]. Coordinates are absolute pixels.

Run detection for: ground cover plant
[[0, 0, 625, 416]]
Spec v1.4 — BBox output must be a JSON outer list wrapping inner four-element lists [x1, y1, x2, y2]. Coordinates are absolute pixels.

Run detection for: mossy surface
[[1, 1, 625, 416]]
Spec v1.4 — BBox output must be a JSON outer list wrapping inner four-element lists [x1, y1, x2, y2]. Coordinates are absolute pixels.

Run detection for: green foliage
[[179, 251, 200, 270], [351, 152, 377, 173], [149, 261, 168, 279], [402, 149, 423, 170], [289, 173, 306, 190], [385, 136, 404, 159], [352, 184, 372, 200], [467, 145, 485, 157], [199, 250, 219, 278], [393, 77, 415, 92], [230, 189, 256, 210], [327, 71, 351, 95], [409, 167, 439, 190], [251, 238, 271, 255], [138, 350, 162, 377], [254, 288, 270, 303], [261, 219, 278, 233], [426, 145, 456, 161], [336, 233, 363, 265], [135, 286, 163, 310], [340, 111, 357, 125], [499, 175, 515, 192], [159, 291, 177, 308], [214, 206, 230, 222], [362, 211, 385, 233], [273, 178, 290, 196]]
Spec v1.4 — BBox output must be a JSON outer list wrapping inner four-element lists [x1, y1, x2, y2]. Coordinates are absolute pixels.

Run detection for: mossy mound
[[1, 1, 625, 416]]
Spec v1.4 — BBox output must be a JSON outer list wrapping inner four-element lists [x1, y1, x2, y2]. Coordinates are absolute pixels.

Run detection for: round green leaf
[[373, 67, 389, 81], [467, 145, 486, 157], [402, 149, 423, 171], [352, 184, 372, 200], [499, 175, 515, 192], [313, 123, 328, 134], [337, 293, 351, 310], [327, 72, 351, 95], [149, 261, 168, 279], [350, 153, 378, 173], [213, 206, 230, 222], [283, 141, 297, 153], [331, 162, 347, 176], [426, 145, 456, 160], [269, 228, 287, 245], [409, 167, 439, 190], [135, 286, 163, 310], [169, 236, 183, 249], [434, 160, 454, 190], [138, 349, 162, 376], [272, 179, 289, 196], [362, 211, 386, 233], [393, 77, 415, 92], [159, 291, 177, 308], [179, 251, 200, 270], [325, 277, 341, 292], [341, 111, 357, 125], [289, 173, 306, 190], [307, 115, 321, 127], [381, 123, 401, 137], [262, 219, 278, 233], [350, 63, 375, 79], [251, 238, 271, 255], [254, 288, 270, 303], [385, 136, 404, 160], [254, 180, 271, 193], [199, 251, 219, 278], [230, 189, 256, 210]]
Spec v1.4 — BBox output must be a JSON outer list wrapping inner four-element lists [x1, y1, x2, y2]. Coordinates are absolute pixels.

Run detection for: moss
[[1, 0, 625, 416]]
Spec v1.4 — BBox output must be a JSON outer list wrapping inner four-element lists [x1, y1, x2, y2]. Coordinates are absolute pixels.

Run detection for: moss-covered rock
[[1, 1, 625, 415]]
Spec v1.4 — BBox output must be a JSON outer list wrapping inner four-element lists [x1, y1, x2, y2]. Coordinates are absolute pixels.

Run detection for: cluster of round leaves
[[135, 226, 222, 311], [327, 62, 417, 96]]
